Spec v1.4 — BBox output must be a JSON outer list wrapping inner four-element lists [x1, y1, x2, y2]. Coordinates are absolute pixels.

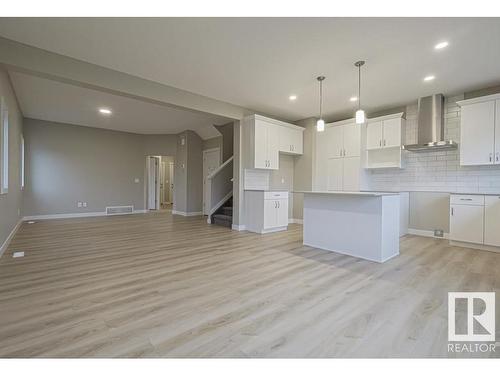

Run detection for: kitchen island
[[296, 191, 401, 263]]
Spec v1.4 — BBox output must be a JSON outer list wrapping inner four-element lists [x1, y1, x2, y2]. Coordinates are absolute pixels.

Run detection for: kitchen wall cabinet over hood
[[403, 94, 458, 152]]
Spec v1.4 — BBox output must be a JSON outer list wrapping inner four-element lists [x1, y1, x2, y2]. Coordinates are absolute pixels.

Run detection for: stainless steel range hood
[[402, 94, 458, 152]]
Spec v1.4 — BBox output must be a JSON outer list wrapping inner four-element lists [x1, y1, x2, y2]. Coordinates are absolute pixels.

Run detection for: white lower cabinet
[[245, 191, 288, 234], [484, 195, 500, 246], [450, 203, 484, 244], [450, 194, 500, 250]]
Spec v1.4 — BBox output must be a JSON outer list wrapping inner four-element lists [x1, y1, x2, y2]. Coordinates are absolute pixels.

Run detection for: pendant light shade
[[316, 76, 326, 132], [354, 61, 365, 124]]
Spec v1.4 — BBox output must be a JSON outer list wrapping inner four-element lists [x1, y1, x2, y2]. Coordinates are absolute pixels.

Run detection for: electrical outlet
[[434, 229, 444, 238], [134, 178, 140, 183], [83, 202, 87, 208], [281, 177, 285, 184], [77, 202, 82, 208]]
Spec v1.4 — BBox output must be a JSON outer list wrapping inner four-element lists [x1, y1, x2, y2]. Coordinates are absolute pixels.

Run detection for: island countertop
[[294, 191, 400, 197]]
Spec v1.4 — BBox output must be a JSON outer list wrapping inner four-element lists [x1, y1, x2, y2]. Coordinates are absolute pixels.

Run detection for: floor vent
[[106, 206, 134, 215], [13, 251, 25, 258]]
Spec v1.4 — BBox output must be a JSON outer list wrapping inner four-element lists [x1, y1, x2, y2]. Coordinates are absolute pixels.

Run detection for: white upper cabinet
[[366, 121, 383, 149], [327, 125, 344, 159], [243, 115, 304, 170], [364, 113, 405, 169], [279, 126, 303, 155], [343, 124, 361, 157], [366, 116, 404, 150], [458, 94, 500, 166]]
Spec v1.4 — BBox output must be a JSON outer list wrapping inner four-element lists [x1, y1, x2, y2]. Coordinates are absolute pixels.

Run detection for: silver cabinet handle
[[496, 152, 499, 162], [379, 140, 382, 147], [384, 139, 386, 146], [451, 207, 454, 216], [343, 149, 346, 157], [460, 198, 473, 201], [278, 201, 280, 209], [274, 201, 277, 208], [490, 153, 493, 163]]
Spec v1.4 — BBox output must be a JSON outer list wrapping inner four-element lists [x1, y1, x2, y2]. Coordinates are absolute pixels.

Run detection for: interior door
[[382, 118, 401, 148], [342, 157, 360, 191], [203, 149, 221, 215], [450, 204, 484, 244], [254, 119, 268, 169], [496, 100, 500, 164], [327, 125, 344, 159], [148, 157, 159, 210], [366, 121, 383, 150], [484, 196, 500, 246], [327, 158, 343, 191], [460, 101, 495, 166], [266, 123, 280, 169], [168, 162, 174, 204], [343, 123, 361, 157]]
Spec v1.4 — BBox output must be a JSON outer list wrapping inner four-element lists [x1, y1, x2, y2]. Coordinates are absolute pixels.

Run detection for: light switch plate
[[83, 202, 87, 208], [134, 178, 140, 183], [77, 202, 82, 208]]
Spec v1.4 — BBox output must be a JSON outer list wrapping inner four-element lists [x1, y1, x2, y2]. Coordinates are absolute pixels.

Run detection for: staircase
[[206, 156, 234, 228], [211, 198, 233, 228]]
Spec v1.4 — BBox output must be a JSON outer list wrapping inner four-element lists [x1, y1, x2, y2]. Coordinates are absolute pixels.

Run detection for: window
[[20, 134, 25, 189], [0, 97, 8, 194]]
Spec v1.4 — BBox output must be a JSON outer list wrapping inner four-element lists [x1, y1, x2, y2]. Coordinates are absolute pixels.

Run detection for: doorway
[[203, 148, 221, 215], [147, 155, 174, 211]]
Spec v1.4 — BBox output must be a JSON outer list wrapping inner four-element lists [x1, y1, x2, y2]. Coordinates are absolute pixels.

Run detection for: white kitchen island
[[297, 191, 401, 263]]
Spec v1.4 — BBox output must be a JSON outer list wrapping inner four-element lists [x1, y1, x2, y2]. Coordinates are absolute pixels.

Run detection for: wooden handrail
[[207, 156, 234, 180]]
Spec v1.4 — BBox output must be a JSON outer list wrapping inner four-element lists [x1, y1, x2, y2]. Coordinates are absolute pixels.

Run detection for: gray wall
[[0, 68, 23, 251], [23, 118, 178, 216], [174, 130, 203, 213], [215, 122, 234, 162], [409, 192, 450, 233]]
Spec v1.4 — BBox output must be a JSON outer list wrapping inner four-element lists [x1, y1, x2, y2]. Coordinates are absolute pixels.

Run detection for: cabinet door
[[496, 100, 500, 164], [278, 126, 292, 153], [484, 196, 500, 246], [366, 121, 383, 150], [382, 118, 401, 148], [450, 204, 484, 244], [254, 119, 268, 169], [460, 101, 495, 166], [266, 123, 280, 170], [289, 128, 303, 154], [326, 125, 344, 159], [343, 124, 361, 157], [342, 157, 360, 191], [276, 199, 289, 227], [327, 158, 343, 191], [263, 199, 277, 229]]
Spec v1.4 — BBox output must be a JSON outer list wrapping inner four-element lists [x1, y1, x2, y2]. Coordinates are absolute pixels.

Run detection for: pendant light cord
[[319, 79, 323, 120], [358, 64, 361, 110]]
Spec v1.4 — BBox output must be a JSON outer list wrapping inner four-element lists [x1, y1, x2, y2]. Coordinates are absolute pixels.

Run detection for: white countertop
[[295, 191, 400, 197]]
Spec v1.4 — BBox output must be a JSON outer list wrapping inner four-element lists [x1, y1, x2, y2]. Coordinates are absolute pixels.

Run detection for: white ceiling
[[8, 71, 230, 139], [1, 18, 500, 121]]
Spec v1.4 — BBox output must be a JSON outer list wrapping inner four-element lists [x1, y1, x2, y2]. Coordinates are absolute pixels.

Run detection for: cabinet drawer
[[264, 191, 288, 200], [450, 194, 484, 206]]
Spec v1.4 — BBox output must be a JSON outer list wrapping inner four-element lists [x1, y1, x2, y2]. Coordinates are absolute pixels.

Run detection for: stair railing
[[207, 156, 234, 223]]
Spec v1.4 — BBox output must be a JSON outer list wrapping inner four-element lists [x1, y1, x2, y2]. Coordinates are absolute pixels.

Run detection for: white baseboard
[[23, 210, 147, 221], [231, 224, 246, 231], [289, 218, 303, 224], [172, 210, 203, 217], [407, 228, 449, 239], [449, 240, 500, 254], [0, 218, 23, 258]]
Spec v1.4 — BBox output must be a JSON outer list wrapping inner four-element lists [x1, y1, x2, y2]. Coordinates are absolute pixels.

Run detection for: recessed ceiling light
[[424, 75, 435, 82], [350, 96, 358, 102], [99, 108, 112, 115], [289, 95, 297, 101], [434, 41, 449, 50]]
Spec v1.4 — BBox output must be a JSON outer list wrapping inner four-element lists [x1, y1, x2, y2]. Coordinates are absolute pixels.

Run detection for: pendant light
[[316, 76, 326, 132], [354, 61, 365, 124]]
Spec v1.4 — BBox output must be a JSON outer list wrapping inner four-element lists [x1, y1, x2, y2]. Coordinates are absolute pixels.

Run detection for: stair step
[[213, 214, 232, 228], [213, 214, 232, 221], [221, 207, 233, 215]]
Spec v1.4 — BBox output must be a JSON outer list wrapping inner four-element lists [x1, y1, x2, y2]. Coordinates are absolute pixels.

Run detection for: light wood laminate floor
[[1, 211, 499, 358]]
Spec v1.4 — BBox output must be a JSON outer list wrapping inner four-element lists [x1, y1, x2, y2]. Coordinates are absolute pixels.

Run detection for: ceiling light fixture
[[424, 75, 435, 82], [434, 41, 449, 50], [354, 61, 366, 124], [316, 76, 326, 132], [350, 96, 358, 102], [289, 95, 297, 101], [99, 108, 112, 115]]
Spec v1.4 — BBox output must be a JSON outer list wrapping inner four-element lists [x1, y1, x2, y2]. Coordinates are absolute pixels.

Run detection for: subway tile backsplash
[[368, 94, 500, 194]]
